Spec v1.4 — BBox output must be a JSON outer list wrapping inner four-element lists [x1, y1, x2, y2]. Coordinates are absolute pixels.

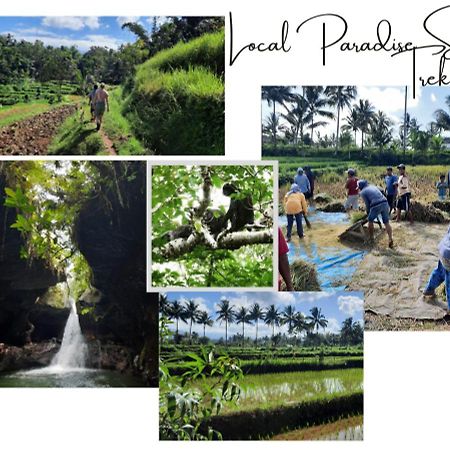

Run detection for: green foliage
[[159, 319, 243, 440], [152, 165, 273, 287], [124, 31, 224, 155]]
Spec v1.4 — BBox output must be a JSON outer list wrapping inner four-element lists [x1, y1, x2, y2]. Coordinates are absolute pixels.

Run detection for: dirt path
[[348, 222, 449, 321], [98, 128, 117, 155], [0, 104, 77, 155]]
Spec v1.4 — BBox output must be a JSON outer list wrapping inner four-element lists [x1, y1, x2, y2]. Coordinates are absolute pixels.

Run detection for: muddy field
[[0, 104, 77, 155]]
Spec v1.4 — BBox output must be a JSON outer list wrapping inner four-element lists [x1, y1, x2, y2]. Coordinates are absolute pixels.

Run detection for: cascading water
[[50, 296, 88, 370]]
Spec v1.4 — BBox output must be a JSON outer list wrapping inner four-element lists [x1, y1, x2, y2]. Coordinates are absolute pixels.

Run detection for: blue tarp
[[279, 210, 366, 290]]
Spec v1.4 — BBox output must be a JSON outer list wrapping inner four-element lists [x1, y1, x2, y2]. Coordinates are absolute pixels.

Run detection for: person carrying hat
[[344, 168, 359, 212], [395, 164, 413, 223], [358, 179, 394, 248]]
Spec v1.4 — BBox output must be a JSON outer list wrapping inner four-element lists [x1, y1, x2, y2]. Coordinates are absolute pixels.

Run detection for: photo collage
[[1, 11, 449, 444]]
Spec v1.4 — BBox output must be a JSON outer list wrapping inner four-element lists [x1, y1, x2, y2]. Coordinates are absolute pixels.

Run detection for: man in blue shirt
[[358, 179, 394, 248], [384, 166, 398, 213], [294, 167, 311, 196]]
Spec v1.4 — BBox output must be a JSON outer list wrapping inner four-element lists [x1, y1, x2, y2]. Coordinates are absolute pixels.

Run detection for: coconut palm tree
[[293, 312, 309, 342], [325, 86, 357, 154], [159, 293, 171, 317], [434, 95, 450, 131], [282, 305, 297, 337], [184, 299, 201, 343], [197, 310, 214, 339], [355, 99, 375, 153], [281, 95, 310, 145], [303, 86, 334, 145], [307, 307, 328, 334], [216, 298, 235, 346], [342, 107, 359, 149], [248, 303, 264, 345], [370, 110, 393, 152], [168, 300, 187, 337], [264, 305, 281, 340], [262, 112, 284, 145], [235, 306, 252, 345]]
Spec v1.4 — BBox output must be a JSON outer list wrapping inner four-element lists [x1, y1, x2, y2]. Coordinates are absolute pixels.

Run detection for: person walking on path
[[283, 183, 308, 241], [88, 84, 98, 121], [358, 179, 394, 248], [93, 83, 109, 131], [344, 168, 359, 213], [423, 226, 450, 312], [395, 164, 413, 223], [384, 166, 398, 214]]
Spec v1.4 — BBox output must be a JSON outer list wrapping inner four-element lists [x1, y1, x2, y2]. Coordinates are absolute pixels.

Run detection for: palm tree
[[248, 303, 264, 345], [197, 310, 214, 339], [343, 107, 359, 148], [325, 86, 357, 153], [293, 312, 309, 342], [159, 293, 171, 317], [262, 112, 284, 145], [216, 298, 235, 346], [434, 95, 450, 131], [262, 86, 296, 147], [264, 305, 281, 340], [184, 299, 201, 343], [168, 300, 187, 337], [281, 95, 309, 145], [370, 110, 392, 152], [307, 307, 328, 334], [355, 99, 375, 153], [282, 305, 297, 337], [303, 86, 334, 145], [235, 306, 252, 345]]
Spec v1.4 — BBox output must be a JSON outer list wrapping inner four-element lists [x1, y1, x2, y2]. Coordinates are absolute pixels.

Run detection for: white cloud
[[338, 295, 363, 316], [431, 93, 437, 103], [42, 16, 100, 31], [116, 17, 141, 27], [358, 86, 420, 113], [2, 30, 123, 52], [146, 16, 173, 29], [322, 317, 340, 334]]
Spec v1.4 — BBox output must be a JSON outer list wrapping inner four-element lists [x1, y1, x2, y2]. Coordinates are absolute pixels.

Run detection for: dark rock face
[[0, 173, 65, 346], [74, 162, 158, 386], [0, 341, 59, 372]]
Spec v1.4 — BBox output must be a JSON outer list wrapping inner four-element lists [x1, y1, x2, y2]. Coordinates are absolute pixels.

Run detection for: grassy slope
[[102, 87, 145, 155]]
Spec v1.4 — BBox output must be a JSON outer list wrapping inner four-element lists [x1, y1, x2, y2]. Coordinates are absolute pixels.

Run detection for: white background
[[1, 0, 450, 448]]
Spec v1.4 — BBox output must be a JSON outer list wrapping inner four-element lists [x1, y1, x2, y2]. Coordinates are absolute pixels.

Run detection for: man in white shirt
[[395, 164, 413, 223]]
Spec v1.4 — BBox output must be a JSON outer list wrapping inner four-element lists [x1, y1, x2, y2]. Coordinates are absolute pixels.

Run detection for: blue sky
[[166, 291, 363, 340], [262, 86, 450, 139], [0, 16, 171, 52]]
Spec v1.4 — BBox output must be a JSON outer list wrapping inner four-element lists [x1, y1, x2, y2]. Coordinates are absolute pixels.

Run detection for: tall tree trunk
[[335, 107, 341, 155], [273, 103, 277, 148], [255, 320, 258, 346], [403, 85, 408, 157], [225, 320, 228, 346], [189, 319, 193, 343], [203, 324, 206, 339]]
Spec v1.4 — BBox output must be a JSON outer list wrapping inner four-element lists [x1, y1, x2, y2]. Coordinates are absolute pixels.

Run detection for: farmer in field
[[436, 174, 448, 201], [303, 166, 316, 201], [384, 166, 398, 214], [93, 83, 109, 131], [278, 227, 293, 291], [283, 183, 308, 241], [294, 167, 311, 195], [344, 169, 359, 213], [88, 84, 98, 121], [357, 179, 394, 249], [423, 226, 450, 311], [395, 164, 413, 224]]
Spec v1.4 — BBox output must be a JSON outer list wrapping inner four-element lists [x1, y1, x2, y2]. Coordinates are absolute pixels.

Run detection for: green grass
[[143, 29, 224, 77], [102, 87, 146, 155], [48, 106, 105, 155], [188, 368, 363, 414]]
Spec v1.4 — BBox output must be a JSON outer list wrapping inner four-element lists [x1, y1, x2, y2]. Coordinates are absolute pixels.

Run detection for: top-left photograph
[[0, 16, 225, 156]]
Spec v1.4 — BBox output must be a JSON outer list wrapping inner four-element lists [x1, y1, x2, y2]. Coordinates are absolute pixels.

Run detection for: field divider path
[[98, 128, 117, 155]]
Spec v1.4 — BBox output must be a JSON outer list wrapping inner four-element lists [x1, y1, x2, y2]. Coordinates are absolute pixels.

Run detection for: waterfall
[[51, 297, 88, 369]]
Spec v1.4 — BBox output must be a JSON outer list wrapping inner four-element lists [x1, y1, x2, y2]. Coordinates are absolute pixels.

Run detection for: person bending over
[[283, 183, 308, 241], [358, 179, 394, 249]]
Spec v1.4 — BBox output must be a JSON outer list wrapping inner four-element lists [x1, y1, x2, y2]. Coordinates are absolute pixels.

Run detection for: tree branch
[[156, 228, 273, 259]]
